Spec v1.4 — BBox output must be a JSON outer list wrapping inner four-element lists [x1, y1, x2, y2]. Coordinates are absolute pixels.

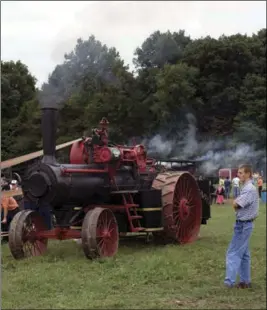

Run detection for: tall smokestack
[[41, 107, 58, 164]]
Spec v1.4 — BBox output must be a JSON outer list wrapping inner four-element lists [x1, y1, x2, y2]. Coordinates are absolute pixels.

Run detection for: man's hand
[[1, 218, 7, 224], [233, 201, 239, 211]]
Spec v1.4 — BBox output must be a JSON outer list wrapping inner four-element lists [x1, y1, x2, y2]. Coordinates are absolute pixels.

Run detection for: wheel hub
[[179, 198, 190, 220], [102, 229, 111, 238]]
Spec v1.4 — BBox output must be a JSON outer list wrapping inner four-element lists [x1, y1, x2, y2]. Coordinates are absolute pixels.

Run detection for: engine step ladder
[[111, 190, 144, 232]]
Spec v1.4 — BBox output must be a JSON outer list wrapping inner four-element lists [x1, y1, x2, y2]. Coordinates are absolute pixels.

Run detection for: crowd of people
[[215, 172, 264, 205]]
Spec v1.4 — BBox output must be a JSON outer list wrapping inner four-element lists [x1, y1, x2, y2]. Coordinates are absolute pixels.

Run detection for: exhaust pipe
[[41, 107, 58, 165]]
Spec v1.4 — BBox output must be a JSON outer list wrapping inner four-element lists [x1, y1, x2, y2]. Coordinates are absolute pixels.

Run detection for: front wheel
[[8, 210, 48, 259], [81, 207, 119, 259]]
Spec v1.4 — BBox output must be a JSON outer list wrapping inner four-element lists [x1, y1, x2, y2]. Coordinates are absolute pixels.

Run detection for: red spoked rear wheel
[[152, 172, 202, 244], [8, 210, 48, 259], [81, 207, 119, 259]]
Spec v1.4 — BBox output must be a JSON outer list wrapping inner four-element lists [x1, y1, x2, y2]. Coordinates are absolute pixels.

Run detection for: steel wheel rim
[[96, 209, 118, 257], [173, 173, 202, 243], [21, 213, 47, 257]]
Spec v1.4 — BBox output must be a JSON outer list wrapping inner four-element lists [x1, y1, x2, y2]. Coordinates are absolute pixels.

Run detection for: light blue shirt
[[235, 180, 259, 221]]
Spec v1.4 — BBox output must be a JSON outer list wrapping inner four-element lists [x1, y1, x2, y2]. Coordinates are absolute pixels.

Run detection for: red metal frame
[[34, 227, 81, 240], [34, 193, 144, 241], [33, 193, 145, 242]]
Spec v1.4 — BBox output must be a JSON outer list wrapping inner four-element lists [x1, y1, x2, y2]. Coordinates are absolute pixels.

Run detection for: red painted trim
[[61, 168, 108, 174]]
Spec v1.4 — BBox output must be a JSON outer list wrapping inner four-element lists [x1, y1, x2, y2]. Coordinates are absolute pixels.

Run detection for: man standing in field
[[224, 164, 259, 288]]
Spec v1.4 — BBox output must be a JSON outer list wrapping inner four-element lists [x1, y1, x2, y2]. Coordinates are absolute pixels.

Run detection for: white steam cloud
[[144, 113, 266, 177]]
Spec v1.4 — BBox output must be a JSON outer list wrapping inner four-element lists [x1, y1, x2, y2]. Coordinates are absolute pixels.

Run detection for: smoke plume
[[144, 113, 266, 177]]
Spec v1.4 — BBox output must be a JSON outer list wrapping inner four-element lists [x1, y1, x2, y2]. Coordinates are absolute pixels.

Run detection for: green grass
[[1, 203, 266, 309]]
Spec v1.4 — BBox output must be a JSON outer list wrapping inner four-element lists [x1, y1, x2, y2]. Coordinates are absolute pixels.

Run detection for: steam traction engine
[[8, 107, 211, 260]]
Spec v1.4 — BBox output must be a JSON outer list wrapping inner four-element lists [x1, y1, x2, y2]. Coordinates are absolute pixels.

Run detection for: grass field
[[1, 203, 266, 309]]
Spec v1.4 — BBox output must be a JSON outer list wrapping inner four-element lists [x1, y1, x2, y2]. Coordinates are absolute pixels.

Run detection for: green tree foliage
[[152, 63, 202, 131], [13, 99, 42, 154], [134, 30, 191, 69], [250, 29, 266, 77], [182, 35, 254, 134], [234, 74, 266, 147], [1, 60, 36, 120], [1, 61, 37, 160], [1, 29, 266, 162]]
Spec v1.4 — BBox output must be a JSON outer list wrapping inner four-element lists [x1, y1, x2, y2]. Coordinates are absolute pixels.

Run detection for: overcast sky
[[1, 1, 266, 87]]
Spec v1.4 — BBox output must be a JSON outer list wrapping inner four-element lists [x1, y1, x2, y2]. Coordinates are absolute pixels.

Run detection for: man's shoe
[[236, 282, 252, 289]]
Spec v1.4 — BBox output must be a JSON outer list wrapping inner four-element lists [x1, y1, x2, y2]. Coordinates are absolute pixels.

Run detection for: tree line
[[1, 28, 266, 161]]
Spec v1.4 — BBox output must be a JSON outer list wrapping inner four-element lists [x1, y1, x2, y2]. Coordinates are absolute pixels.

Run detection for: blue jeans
[[224, 221, 254, 286], [233, 187, 240, 198], [225, 187, 230, 199]]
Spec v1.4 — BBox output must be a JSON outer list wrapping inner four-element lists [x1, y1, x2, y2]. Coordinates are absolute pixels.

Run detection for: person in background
[[224, 176, 231, 200], [252, 172, 259, 185], [2, 179, 19, 191], [224, 164, 259, 289], [1, 192, 20, 240], [10, 179, 19, 191], [257, 176, 263, 199], [216, 185, 225, 205], [232, 175, 240, 198], [219, 177, 225, 187], [209, 183, 217, 205]]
